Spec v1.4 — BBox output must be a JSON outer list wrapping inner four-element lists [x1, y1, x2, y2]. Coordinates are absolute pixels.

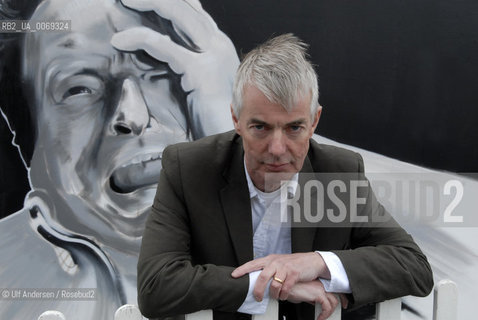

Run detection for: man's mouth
[[110, 153, 162, 194], [265, 163, 290, 172]]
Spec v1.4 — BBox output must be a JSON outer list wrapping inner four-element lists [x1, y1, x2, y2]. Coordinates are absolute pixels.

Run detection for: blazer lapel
[[291, 152, 319, 253], [219, 138, 254, 266]]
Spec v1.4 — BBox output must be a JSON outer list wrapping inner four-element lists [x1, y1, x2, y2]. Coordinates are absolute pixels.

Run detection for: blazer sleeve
[[137, 145, 249, 319], [332, 154, 434, 307]]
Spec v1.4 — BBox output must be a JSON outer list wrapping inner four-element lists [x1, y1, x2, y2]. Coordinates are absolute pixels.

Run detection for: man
[[0, 0, 237, 318], [138, 34, 433, 319]]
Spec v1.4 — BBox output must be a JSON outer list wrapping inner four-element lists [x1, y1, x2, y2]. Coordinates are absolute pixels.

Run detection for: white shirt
[[238, 162, 352, 314]]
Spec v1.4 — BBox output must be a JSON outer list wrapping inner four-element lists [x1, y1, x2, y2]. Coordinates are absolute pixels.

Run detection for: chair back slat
[[254, 299, 279, 320], [433, 279, 458, 320], [185, 310, 213, 320], [114, 304, 143, 320], [37, 311, 66, 320], [376, 298, 401, 320]]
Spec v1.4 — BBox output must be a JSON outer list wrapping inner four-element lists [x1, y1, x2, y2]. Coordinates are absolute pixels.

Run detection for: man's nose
[[268, 130, 287, 156], [110, 78, 149, 136]]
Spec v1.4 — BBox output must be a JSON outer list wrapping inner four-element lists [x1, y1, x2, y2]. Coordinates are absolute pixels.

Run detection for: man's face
[[232, 85, 320, 191], [24, 0, 189, 244]]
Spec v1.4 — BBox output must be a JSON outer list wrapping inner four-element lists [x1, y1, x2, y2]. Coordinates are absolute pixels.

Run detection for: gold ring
[[273, 276, 284, 284]]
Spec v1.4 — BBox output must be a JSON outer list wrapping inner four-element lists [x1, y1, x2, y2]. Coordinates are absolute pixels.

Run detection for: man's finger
[[231, 257, 268, 278], [339, 293, 348, 309], [316, 294, 333, 320], [328, 294, 339, 312], [269, 272, 287, 300], [252, 268, 275, 301], [278, 275, 295, 301]]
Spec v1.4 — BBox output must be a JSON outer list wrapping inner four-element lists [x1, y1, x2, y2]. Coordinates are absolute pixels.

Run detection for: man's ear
[[230, 104, 241, 134], [310, 105, 322, 134]]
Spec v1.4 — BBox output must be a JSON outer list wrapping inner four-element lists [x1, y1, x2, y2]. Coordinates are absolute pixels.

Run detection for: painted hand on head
[[112, 0, 239, 138]]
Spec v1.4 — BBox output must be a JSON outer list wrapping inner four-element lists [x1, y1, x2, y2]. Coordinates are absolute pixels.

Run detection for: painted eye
[[52, 74, 104, 104], [62, 86, 92, 99]]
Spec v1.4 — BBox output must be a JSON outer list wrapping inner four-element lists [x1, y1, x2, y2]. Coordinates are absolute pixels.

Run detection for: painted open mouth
[[110, 153, 162, 194]]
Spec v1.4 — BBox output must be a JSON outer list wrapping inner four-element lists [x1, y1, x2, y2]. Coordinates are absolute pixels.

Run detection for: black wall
[[202, 0, 478, 173], [0, 117, 30, 216]]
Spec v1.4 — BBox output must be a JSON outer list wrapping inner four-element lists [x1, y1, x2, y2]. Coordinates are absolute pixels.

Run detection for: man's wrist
[[237, 271, 270, 314], [316, 251, 352, 293], [314, 251, 331, 280]]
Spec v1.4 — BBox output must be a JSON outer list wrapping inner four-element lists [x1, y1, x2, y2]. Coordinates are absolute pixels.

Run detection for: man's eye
[[288, 125, 303, 133], [63, 86, 92, 99], [253, 124, 265, 130]]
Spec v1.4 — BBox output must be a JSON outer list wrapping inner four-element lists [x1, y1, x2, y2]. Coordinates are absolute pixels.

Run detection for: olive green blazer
[[137, 131, 433, 320]]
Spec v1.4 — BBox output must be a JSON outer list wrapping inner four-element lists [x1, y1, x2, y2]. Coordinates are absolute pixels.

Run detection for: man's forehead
[[248, 117, 308, 123]]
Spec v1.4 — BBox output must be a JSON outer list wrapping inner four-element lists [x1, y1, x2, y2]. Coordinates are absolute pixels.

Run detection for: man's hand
[[112, 0, 239, 137], [287, 281, 348, 320], [231, 253, 331, 301]]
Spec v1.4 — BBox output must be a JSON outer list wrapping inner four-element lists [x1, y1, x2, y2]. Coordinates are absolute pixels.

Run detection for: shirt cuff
[[317, 251, 352, 293], [237, 270, 271, 314]]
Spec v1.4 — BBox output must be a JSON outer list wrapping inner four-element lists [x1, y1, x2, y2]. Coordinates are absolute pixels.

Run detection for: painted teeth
[[122, 153, 161, 168]]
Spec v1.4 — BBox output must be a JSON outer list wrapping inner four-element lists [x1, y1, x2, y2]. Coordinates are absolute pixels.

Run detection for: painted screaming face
[[24, 0, 190, 244]]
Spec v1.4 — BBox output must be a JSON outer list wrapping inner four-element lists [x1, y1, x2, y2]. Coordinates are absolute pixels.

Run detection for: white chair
[[36, 280, 457, 320]]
